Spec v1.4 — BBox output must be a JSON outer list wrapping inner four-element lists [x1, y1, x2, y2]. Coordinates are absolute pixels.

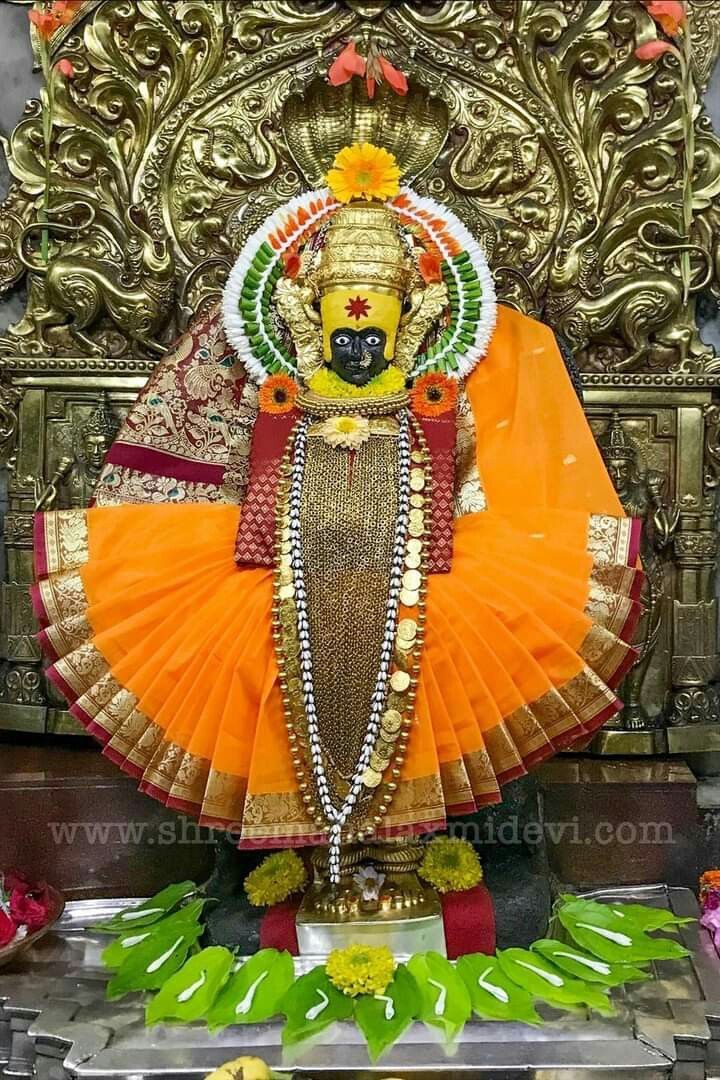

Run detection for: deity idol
[[32, 144, 642, 881]]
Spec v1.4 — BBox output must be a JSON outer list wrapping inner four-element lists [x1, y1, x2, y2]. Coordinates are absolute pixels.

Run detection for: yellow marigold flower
[[244, 851, 307, 907], [326, 142, 401, 203], [309, 365, 405, 400], [326, 944, 395, 997], [419, 837, 483, 894]]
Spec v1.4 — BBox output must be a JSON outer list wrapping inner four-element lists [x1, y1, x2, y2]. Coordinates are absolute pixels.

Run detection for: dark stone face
[[329, 327, 388, 386]]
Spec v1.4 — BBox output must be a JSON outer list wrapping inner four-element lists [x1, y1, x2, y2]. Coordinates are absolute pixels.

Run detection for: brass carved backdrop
[[1, 0, 719, 750]]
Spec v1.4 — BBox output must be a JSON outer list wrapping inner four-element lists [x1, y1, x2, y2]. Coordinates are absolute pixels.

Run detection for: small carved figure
[[598, 412, 679, 730], [451, 131, 540, 196], [190, 120, 277, 187], [19, 204, 175, 356], [34, 392, 119, 510]]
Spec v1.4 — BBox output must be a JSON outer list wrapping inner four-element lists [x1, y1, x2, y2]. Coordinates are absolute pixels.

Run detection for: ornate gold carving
[[1, 0, 720, 754], [273, 278, 322, 380], [283, 78, 448, 187], [395, 281, 450, 373], [1, 1, 719, 370], [598, 413, 678, 732], [0, 376, 22, 468]]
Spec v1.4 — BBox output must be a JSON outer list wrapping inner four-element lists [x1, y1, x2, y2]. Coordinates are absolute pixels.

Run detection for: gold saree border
[[33, 506, 637, 844]]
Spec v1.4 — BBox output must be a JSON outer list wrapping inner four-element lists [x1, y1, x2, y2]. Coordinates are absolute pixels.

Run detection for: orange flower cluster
[[29, 0, 82, 40], [636, 1, 686, 60], [392, 193, 462, 259], [410, 372, 458, 418], [258, 374, 299, 415], [329, 40, 408, 101], [700, 869, 720, 897]]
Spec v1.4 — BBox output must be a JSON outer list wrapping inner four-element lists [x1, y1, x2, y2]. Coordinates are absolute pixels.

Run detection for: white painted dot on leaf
[[120, 906, 164, 922], [305, 988, 329, 1022], [374, 993, 395, 1021], [177, 970, 206, 1003], [120, 932, 151, 949], [576, 921, 632, 946], [563, 454, 577, 466], [477, 967, 509, 1003], [514, 958, 564, 987], [496, 419, 510, 429], [146, 936, 185, 974], [530, 533, 545, 540], [428, 978, 447, 1017], [235, 970, 269, 1016]]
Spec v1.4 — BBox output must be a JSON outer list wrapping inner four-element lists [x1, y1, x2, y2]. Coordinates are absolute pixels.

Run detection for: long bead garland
[[288, 412, 412, 883]]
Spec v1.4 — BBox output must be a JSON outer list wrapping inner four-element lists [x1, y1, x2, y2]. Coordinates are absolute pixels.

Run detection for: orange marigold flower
[[418, 250, 443, 284], [258, 374, 298, 414], [635, 39, 675, 60], [643, 0, 686, 36], [410, 372, 458, 418], [283, 252, 301, 279], [55, 58, 75, 78]]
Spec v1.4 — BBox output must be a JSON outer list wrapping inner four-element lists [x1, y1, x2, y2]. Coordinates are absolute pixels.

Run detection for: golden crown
[[314, 202, 412, 296]]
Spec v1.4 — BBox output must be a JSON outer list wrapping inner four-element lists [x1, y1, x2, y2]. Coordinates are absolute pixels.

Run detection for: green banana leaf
[[207, 949, 295, 1030], [354, 964, 421, 1063], [496, 948, 614, 1014], [530, 938, 650, 986], [101, 900, 206, 970], [282, 966, 353, 1047], [557, 898, 690, 963], [92, 881, 198, 933], [455, 954, 541, 1025], [106, 911, 204, 999], [406, 951, 471, 1044], [145, 947, 234, 1025]]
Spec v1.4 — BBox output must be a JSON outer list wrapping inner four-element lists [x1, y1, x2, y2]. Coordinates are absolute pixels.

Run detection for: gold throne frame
[[1, 0, 720, 754]]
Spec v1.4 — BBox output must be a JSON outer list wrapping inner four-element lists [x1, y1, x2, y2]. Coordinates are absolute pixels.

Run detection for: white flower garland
[[221, 187, 496, 384]]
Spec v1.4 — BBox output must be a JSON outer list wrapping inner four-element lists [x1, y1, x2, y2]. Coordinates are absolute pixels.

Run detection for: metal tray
[[1, 885, 718, 1078]]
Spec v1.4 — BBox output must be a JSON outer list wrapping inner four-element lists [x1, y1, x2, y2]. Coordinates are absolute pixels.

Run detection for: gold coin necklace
[[286, 411, 413, 884]]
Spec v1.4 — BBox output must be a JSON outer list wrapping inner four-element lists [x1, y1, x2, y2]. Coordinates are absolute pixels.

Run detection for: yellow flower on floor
[[326, 944, 395, 997], [326, 142, 401, 203], [244, 850, 307, 907], [419, 836, 483, 894], [319, 414, 371, 450], [205, 1057, 270, 1080]]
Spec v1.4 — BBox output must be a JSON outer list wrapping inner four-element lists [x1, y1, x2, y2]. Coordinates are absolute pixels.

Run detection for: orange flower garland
[[258, 374, 298, 414], [410, 372, 458, 417]]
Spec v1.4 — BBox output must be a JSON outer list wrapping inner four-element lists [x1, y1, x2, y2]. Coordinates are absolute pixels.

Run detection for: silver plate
[[1, 884, 718, 1077]]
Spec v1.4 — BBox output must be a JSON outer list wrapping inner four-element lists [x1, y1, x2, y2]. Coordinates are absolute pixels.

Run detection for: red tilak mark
[[345, 295, 371, 320]]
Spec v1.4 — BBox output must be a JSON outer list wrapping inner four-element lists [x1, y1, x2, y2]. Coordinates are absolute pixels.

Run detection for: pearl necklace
[[288, 411, 412, 883]]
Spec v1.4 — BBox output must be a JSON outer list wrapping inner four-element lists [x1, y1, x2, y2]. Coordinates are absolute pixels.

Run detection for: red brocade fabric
[[258, 883, 496, 958], [234, 409, 299, 567], [415, 410, 456, 574], [232, 406, 457, 571]]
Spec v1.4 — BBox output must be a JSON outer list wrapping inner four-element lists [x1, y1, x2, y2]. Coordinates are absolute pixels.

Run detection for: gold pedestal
[[295, 840, 446, 958]]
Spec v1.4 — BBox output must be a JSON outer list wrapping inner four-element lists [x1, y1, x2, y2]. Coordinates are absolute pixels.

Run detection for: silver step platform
[[1, 884, 719, 1078]]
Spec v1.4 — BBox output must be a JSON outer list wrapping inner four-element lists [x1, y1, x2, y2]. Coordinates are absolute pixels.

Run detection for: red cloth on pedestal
[[440, 882, 495, 959], [259, 896, 301, 953], [258, 882, 495, 958]]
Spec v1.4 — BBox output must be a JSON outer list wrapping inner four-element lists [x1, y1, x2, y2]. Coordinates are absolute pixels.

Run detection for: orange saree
[[33, 305, 641, 846]]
